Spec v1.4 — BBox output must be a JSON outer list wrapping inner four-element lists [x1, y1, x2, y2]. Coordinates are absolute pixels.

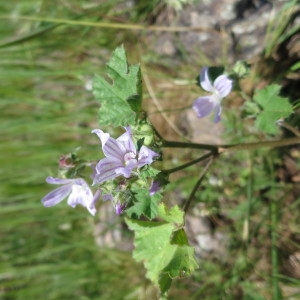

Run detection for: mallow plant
[[41, 46, 299, 299]]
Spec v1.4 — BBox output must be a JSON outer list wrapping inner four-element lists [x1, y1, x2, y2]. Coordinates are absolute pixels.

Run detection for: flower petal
[[213, 105, 222, 123], [42, 184, 72, 207], [213, 75, 232, 98], [192, 96, 216, 119], [115, 159, 138, 178], [138, 146, 159, 167], [67, 184, 96, 215], [103, 138, 126, 159], [92, 129, 110, 146], [200, 67, 214, 92], [45, 176, 74, 185], [92, 129, 125, 159], [93, 157, 123, 184], [117, 126, 136, 153]]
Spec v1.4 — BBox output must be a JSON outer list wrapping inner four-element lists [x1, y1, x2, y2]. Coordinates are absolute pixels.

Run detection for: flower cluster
[[41, 67, 232, 217], [92, 126, 158, 184], [41, 126, 159, 216]]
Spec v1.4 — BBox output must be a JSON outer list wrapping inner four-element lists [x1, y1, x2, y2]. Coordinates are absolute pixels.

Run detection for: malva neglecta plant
[[41, 46, 299, 299]]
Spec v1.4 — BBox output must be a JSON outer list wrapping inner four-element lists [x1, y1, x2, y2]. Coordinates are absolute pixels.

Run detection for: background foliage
[[1, 0, 300, 299]]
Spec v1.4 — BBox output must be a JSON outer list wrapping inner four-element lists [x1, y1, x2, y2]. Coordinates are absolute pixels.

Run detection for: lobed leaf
[[126, 204, 198, 296], [126, 187, 162, 219], [253, 84, 293, 134], [93, 46, 142, 126]]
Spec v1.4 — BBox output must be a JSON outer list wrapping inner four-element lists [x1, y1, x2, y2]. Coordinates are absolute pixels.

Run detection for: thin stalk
[[220, 137, 300, 152], [162, 140, 218, 151], [163, 152, 213, 174], [162, 136, 300, 152], [277, 121, 300, 137], [243, 153, 253, 243], [1, 15, 220, 34], [270, 199, 282, 300], [183, 156, 215, 214]]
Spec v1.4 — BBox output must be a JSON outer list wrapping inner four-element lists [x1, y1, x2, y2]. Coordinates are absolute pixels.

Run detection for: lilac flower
[[92, 126, 159, 184], [41, 176, 98, 216], [193, 67, 233, 123]]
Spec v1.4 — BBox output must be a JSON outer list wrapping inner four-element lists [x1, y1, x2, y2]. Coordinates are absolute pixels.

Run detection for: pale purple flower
[[41, 176, 98, 216], [92, 126, 159, 184], [193, 67, 233, 123]]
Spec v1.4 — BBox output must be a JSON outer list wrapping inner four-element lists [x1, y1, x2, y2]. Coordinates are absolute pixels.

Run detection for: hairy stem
[[163, 152, 214, 174], [162, 140, 218, 151], [183, 155, 215, 214], [162, 136, 300, 152]]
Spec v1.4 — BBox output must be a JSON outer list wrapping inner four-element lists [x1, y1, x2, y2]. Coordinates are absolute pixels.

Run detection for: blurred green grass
[[1, 1, 300, 299], [0, 1, 150, 299]]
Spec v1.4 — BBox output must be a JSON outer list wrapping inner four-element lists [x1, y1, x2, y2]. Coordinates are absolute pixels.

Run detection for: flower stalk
[[183, 155, 215, 214], [162, 136, 300, 153], [163, 152, 215, 174]]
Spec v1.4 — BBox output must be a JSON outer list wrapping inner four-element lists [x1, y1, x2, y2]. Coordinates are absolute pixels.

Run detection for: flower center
[[124, 152, 136, 165]]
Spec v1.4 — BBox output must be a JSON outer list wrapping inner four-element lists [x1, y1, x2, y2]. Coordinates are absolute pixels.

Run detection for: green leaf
[[157, 203, 184, 224], [126, 204, 198, 296], [253, 84, 293, 134], [93, 46, 142, 126], [139, 165, 161, 181], [161, 242, 198, 278], [126, 187, 162, 219]]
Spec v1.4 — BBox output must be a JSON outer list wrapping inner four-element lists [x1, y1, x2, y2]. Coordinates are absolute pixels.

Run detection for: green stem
[[183, 156, 215, 214], [162, 140, 218, 151], [244, 153, 253, 243], [162, 137, 300, 152], [163, 152, 213, 174], [220, 137, 300, 152], [270, 199, 282, 300]]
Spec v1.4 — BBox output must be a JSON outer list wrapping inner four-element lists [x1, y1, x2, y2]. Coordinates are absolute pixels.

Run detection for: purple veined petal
[[68, 184, 96, 216], [95, 156, 123, 173], [115, 159, 138, 178], [93, 171, 119, 185], [102, 137, 127, 160], [93, 157, 123, 184], [213, 75, 233, 98], [92, 129, 110, 147], [192, 96, 216, 119], [117, 126, 136, 153], [200, 67, 214, 92], [45, 176, 74, 185], [138, 146, 159, 167], [93, 129, 125, 160], [93, 128, 129, 159], [42, 184, 73, 207], [213, 105, 222, 123]]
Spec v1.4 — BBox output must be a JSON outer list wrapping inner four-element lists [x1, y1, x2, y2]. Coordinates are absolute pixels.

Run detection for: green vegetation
[[1, 0, 299, 299]]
